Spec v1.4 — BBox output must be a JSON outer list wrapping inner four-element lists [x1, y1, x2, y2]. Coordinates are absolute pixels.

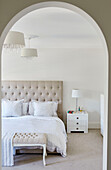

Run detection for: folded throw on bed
[[2, 132, 14, 166]]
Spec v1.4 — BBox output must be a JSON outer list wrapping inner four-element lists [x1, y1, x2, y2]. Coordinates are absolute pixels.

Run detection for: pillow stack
[[2, 99, 58, 117]]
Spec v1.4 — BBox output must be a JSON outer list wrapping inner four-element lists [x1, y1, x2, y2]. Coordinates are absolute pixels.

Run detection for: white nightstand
[[67, 112, 88, 133]]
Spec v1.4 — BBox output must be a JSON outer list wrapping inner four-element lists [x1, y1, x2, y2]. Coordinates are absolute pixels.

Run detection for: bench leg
[[43, 144, 46, 166]]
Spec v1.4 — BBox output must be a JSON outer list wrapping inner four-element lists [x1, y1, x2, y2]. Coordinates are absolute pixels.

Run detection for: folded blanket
[[2, 132, 14, 166]]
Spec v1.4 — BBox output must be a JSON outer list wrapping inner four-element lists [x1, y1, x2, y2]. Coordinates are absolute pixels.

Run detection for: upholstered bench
[[12, 133, 47, 166]]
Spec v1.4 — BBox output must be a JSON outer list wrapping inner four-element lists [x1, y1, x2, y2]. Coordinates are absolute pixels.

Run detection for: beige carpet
[[2, 130, 103, 170]]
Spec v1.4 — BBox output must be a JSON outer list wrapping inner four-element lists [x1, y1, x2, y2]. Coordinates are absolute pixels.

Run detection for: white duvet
[[2, 116, 67, 157]]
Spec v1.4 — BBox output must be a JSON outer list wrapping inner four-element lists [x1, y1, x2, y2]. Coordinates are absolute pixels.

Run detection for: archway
[[0, 2, 108, 170]]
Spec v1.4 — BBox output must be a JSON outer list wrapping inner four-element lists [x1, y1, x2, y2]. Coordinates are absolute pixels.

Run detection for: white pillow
[[2, 99, 24, 117], [47, 101, 58, 116], [28, 101, 34, 115], [33, 101, 58, 117], [23, 103, 29, 115], [28, 101, 58, 116]]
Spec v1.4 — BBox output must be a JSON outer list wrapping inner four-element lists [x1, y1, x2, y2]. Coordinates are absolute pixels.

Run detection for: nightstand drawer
[[67, 114, 87, 120], [67, 120, 85, 126], [70, 127, 85, 132]]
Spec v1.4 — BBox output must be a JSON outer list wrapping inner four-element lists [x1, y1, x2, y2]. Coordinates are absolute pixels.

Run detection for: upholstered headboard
[[1, 81, 63, 119]]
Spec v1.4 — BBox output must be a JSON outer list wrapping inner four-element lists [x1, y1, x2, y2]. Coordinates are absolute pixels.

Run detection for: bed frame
[[1, 81, 63, 119]]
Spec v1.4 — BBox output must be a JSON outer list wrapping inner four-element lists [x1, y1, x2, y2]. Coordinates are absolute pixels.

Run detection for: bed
[[2, 81, 67, 166]]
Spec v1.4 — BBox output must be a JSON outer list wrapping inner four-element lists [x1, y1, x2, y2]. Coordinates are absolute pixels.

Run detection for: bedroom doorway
[[0, 1, 108, 170]]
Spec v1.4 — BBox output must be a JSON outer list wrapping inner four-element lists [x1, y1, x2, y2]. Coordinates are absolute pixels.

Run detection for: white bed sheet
[[2, 116, 67, 157]]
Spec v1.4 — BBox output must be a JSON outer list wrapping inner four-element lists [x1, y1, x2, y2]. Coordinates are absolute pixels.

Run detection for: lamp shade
[[4, 31, 25, 48], [72, 89, 81, 98], [21, 48, 37, 57]]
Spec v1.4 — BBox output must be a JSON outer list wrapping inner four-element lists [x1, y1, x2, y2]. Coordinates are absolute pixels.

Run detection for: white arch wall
[[0, 2, 108, 170]]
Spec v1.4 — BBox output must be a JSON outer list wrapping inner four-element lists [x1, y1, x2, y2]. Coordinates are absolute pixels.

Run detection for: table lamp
[[72, 89, 81, 112]]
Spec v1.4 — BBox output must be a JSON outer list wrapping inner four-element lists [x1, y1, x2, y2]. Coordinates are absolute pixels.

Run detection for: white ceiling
[[11, 7, 102, 48]]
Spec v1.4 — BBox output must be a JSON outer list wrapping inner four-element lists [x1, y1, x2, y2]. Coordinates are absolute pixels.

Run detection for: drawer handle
[[76, 122, 79, 125], [76, 128, 79, 130], [77, 117, 79, 119]]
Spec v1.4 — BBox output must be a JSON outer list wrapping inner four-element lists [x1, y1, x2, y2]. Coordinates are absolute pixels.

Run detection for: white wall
[[2, 7, 105, 128], [2, 47, 105, 127]]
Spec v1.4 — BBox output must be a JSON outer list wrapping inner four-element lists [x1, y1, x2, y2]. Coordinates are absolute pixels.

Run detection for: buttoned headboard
[[1, 81, 63, 119]]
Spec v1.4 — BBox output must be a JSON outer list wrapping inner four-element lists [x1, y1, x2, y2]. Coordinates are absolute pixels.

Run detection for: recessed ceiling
[[11, 7, 102, 48]]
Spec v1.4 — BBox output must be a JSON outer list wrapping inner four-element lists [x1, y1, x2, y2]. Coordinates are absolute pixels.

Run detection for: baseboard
[[88, 122, 100, 129]]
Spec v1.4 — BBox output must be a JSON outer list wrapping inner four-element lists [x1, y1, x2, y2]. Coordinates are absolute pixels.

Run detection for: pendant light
[[3, 31, 25, 49], [21, 35, 38, 58], [21, 48, 37, 57]]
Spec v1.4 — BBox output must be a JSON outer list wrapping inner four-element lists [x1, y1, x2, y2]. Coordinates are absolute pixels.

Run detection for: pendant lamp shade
[[21, 48, 37, 57], [4, 31, 25, 48]]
